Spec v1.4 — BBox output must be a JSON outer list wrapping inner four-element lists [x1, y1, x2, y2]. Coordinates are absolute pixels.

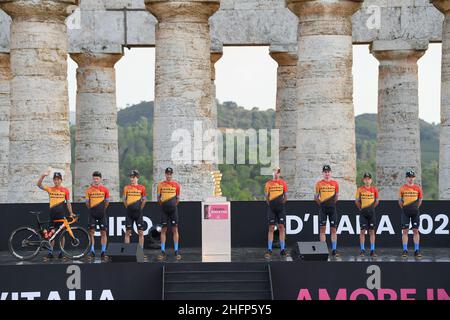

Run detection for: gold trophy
[[203, 169, 230, 262], [211, 170, 223, 197]]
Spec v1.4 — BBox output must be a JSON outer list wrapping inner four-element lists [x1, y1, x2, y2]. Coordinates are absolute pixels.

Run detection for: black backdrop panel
[[270, 261, 450, 300], [1, 261, 449, 300], [0, 201, 449, 250], [0, 263, 161, 300]]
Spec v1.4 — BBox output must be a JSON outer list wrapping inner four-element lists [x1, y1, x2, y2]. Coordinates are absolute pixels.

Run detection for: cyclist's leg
[[401, 210, 410, 251], [98, 213, 108, 253], [49, 212, 64, 250], [88, 214, 96, 253], [267, 206, 276, 251], [124, 210, 133, 244], [411, 210, 421, 252], [318, 207, 327, 242], [48, 213, 56, 251], [329, 207, 338, 252], [359, 211, 369, 251], [136, 212, 145, 248], [160, 207, 169, 252], [170, 207, 179, 252]]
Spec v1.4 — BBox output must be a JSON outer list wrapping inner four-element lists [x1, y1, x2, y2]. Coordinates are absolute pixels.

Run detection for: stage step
[[163, 263, 273, 300]]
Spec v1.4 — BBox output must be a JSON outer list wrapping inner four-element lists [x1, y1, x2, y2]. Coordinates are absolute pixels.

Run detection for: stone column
[[269, 49, 298, 192], [370, 40, 427, 200], [211, 52, 223, 128], [0, 53, 10, 203], [70, 53, 122, 202], [145, 0, 220, 201], [286, 0, 362, 200], [210, 42, 223, 167], [210, 51, 222, 131], [0, 0, 77, 202], [432, 1, 450, 199]]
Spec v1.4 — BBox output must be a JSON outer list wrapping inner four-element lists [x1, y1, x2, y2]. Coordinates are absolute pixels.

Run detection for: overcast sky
[[67, 44, 442, 124]]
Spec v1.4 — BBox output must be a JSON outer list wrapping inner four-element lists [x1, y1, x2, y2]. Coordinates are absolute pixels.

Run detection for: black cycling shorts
[[319, 206, 338, 228], [401, 208, 420, 230], [359, 208, 376, 230], [88, 209, 108, 231], [126, 208, 144, 231], [267, 199, 286, 226], [49, 212, 65, 230], [161, 205, 179, 227]]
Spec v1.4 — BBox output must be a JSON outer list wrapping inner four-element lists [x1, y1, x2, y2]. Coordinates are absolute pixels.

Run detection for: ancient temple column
[[370, 40, 427, 200], [0, 53, 10, 203], [145, 0, 220, 200], [432, 0, 450, 199], [0, 0, 77, 202], [210, 50, 222, 131], [269, 49, 298, 192], [286, 0, 362, 200], [70, 53, 122, 202]]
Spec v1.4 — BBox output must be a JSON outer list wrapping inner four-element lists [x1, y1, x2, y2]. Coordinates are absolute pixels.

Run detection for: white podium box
[[201, 197, 231, 262]]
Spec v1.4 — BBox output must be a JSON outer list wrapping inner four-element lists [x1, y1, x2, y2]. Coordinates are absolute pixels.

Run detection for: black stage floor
[[1, 247, 449, 265]]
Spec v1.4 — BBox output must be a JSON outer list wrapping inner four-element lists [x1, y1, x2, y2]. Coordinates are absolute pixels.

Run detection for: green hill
[[71, 102, 440, 200], [118, 101, 154, 127]]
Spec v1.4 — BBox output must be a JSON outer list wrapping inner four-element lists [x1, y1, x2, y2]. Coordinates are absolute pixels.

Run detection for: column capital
[[0, 0, 78, 22], [211, 39, 223, 60], [432, 0, 450, 13], [210, 51, 222, 81], [270, 51, 298, 66], [286, 0, 363, 18], [210, 51, 223, 65], [145, 0, 220, 23], [270, 44, 298, 66], [370, 40, 428, 61], [70, 52, 123, 68]]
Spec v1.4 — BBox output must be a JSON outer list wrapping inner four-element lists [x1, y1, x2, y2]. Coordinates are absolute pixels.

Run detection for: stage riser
[[163, 262, 269, 271], [165, 281, 270, 291], [163, 263, 272, 300], [165, 272, 269, 282], [164, 292, 272, 300]]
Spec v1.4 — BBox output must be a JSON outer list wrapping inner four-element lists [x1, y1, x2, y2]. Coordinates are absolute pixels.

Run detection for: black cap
[[406, 170, 416, 178], [322, 165, 331, 172], [363, 172, 372, 179], [165, 167, 174, 174], [129, 170, 140, 178], [53, 172, 62, 179], [92, 171, 102, 178]]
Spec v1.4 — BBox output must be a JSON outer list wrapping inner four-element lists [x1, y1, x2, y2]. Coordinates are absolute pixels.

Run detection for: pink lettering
[[349, 288, 375, 300], [378, 288, 398, 300], [427, 288, 434, 300], [318, 288, 347, 300], [400, 289, 416, 300], [437, 289, 450, 300], [297, 289, 312, 300]]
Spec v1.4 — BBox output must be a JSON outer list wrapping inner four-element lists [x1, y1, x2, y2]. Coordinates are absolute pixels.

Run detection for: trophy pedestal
[[201, 198, 231, 262]]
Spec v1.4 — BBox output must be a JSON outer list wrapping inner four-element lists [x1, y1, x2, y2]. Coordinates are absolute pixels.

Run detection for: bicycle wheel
[[59, 226, 91, 260], [8, 227, 42, 260]]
